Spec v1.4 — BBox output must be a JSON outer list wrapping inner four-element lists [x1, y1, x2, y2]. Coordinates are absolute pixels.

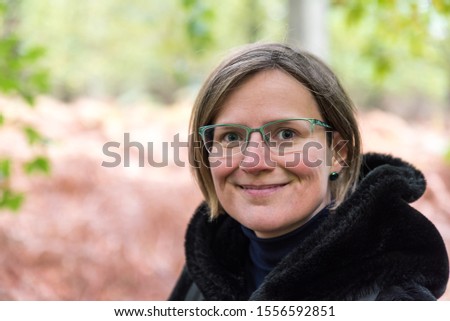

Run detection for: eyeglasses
[[199, 118, 332, 157]]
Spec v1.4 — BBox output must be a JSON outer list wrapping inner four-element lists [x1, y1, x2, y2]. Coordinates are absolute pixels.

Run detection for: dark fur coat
[[169, 153, 449, 300]]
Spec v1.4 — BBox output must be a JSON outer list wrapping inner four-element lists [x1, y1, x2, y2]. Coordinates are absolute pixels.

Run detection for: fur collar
[[184, 153, 449, 300]]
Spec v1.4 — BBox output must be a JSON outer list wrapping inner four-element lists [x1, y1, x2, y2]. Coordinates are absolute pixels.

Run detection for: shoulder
[[358, 153, 426, 203], [332, 153, 449, 300], [375, 282, 437, 301]]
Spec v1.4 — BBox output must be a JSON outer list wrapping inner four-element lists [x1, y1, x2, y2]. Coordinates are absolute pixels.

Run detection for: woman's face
[[209, 69, 343, 238]]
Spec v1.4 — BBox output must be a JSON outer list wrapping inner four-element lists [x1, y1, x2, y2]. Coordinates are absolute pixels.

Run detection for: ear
[[330, 132, 348, 173]]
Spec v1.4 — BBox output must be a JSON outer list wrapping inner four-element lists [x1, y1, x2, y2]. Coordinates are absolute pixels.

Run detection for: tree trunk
[[287, 0, 329, 61]]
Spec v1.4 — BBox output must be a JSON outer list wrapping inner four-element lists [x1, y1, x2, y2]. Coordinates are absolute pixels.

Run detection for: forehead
[[214, 69, 321, 125]]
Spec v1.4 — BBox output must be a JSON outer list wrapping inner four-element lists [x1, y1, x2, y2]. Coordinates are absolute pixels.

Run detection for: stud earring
[[329, 172, 339, 181]]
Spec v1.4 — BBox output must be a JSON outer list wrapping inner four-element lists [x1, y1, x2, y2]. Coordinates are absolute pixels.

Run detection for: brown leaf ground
[[0, 97, 449, 300]]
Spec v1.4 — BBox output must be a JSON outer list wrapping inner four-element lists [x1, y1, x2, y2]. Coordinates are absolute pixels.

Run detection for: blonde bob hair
[[189, 43, 362, 219]]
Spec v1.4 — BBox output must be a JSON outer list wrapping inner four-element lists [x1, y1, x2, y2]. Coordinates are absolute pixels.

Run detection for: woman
[[169, 43, 449, 300]]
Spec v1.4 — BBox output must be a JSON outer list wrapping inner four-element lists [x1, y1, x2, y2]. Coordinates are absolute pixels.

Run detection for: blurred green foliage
[[0, 0, 50, 212], [18, 0, 287, 103], [0, 0, 48, 103], [14, 0, 450, 113], [330, 0, 450, 114]]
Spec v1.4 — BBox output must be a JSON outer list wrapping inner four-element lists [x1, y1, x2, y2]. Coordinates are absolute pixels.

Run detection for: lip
[[238, 183, 288, 197]]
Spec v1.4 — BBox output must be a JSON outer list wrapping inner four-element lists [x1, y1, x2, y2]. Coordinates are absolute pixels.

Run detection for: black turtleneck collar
[[241, 207, 330, 292]]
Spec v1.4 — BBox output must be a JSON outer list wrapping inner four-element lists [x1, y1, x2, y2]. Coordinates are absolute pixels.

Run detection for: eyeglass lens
[[203, 119, 325, 157]]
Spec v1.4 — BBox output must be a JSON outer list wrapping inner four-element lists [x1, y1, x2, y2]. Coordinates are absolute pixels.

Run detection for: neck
[[241, 207, 330, 291]]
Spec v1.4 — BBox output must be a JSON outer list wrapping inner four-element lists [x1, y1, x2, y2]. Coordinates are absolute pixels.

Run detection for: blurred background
[[0, 0, 449, 300]]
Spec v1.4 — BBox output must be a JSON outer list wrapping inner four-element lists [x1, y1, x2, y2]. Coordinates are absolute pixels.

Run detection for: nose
[[239, 132, 276, 173]]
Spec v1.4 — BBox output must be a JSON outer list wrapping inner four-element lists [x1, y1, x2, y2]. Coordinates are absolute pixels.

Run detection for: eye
[[222, 132, 243, 142], [277, 129, 296, 140]]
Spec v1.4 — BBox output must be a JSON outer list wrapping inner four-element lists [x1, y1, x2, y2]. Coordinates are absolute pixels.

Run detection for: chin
[[241, 217, 294, 237]]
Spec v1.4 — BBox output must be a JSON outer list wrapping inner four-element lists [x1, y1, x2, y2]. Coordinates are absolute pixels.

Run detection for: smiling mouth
[[238, 183, 288, 196], [240, 184, 288, 190]]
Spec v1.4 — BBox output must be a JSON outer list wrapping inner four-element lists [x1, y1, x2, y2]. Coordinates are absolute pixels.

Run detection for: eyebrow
[[213, 117, 311, 126]]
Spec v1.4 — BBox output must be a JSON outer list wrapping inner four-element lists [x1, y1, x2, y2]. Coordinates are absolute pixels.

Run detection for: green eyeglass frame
[[198, 118, 333, 151]]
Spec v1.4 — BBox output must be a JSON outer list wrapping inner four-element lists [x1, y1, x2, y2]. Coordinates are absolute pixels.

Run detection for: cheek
[[280, 147, 331, 172], [279, 151, 331, 190], [301, 141, 331, 166], [209, 156, 239, 188], [289, 162, 328, 183]]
